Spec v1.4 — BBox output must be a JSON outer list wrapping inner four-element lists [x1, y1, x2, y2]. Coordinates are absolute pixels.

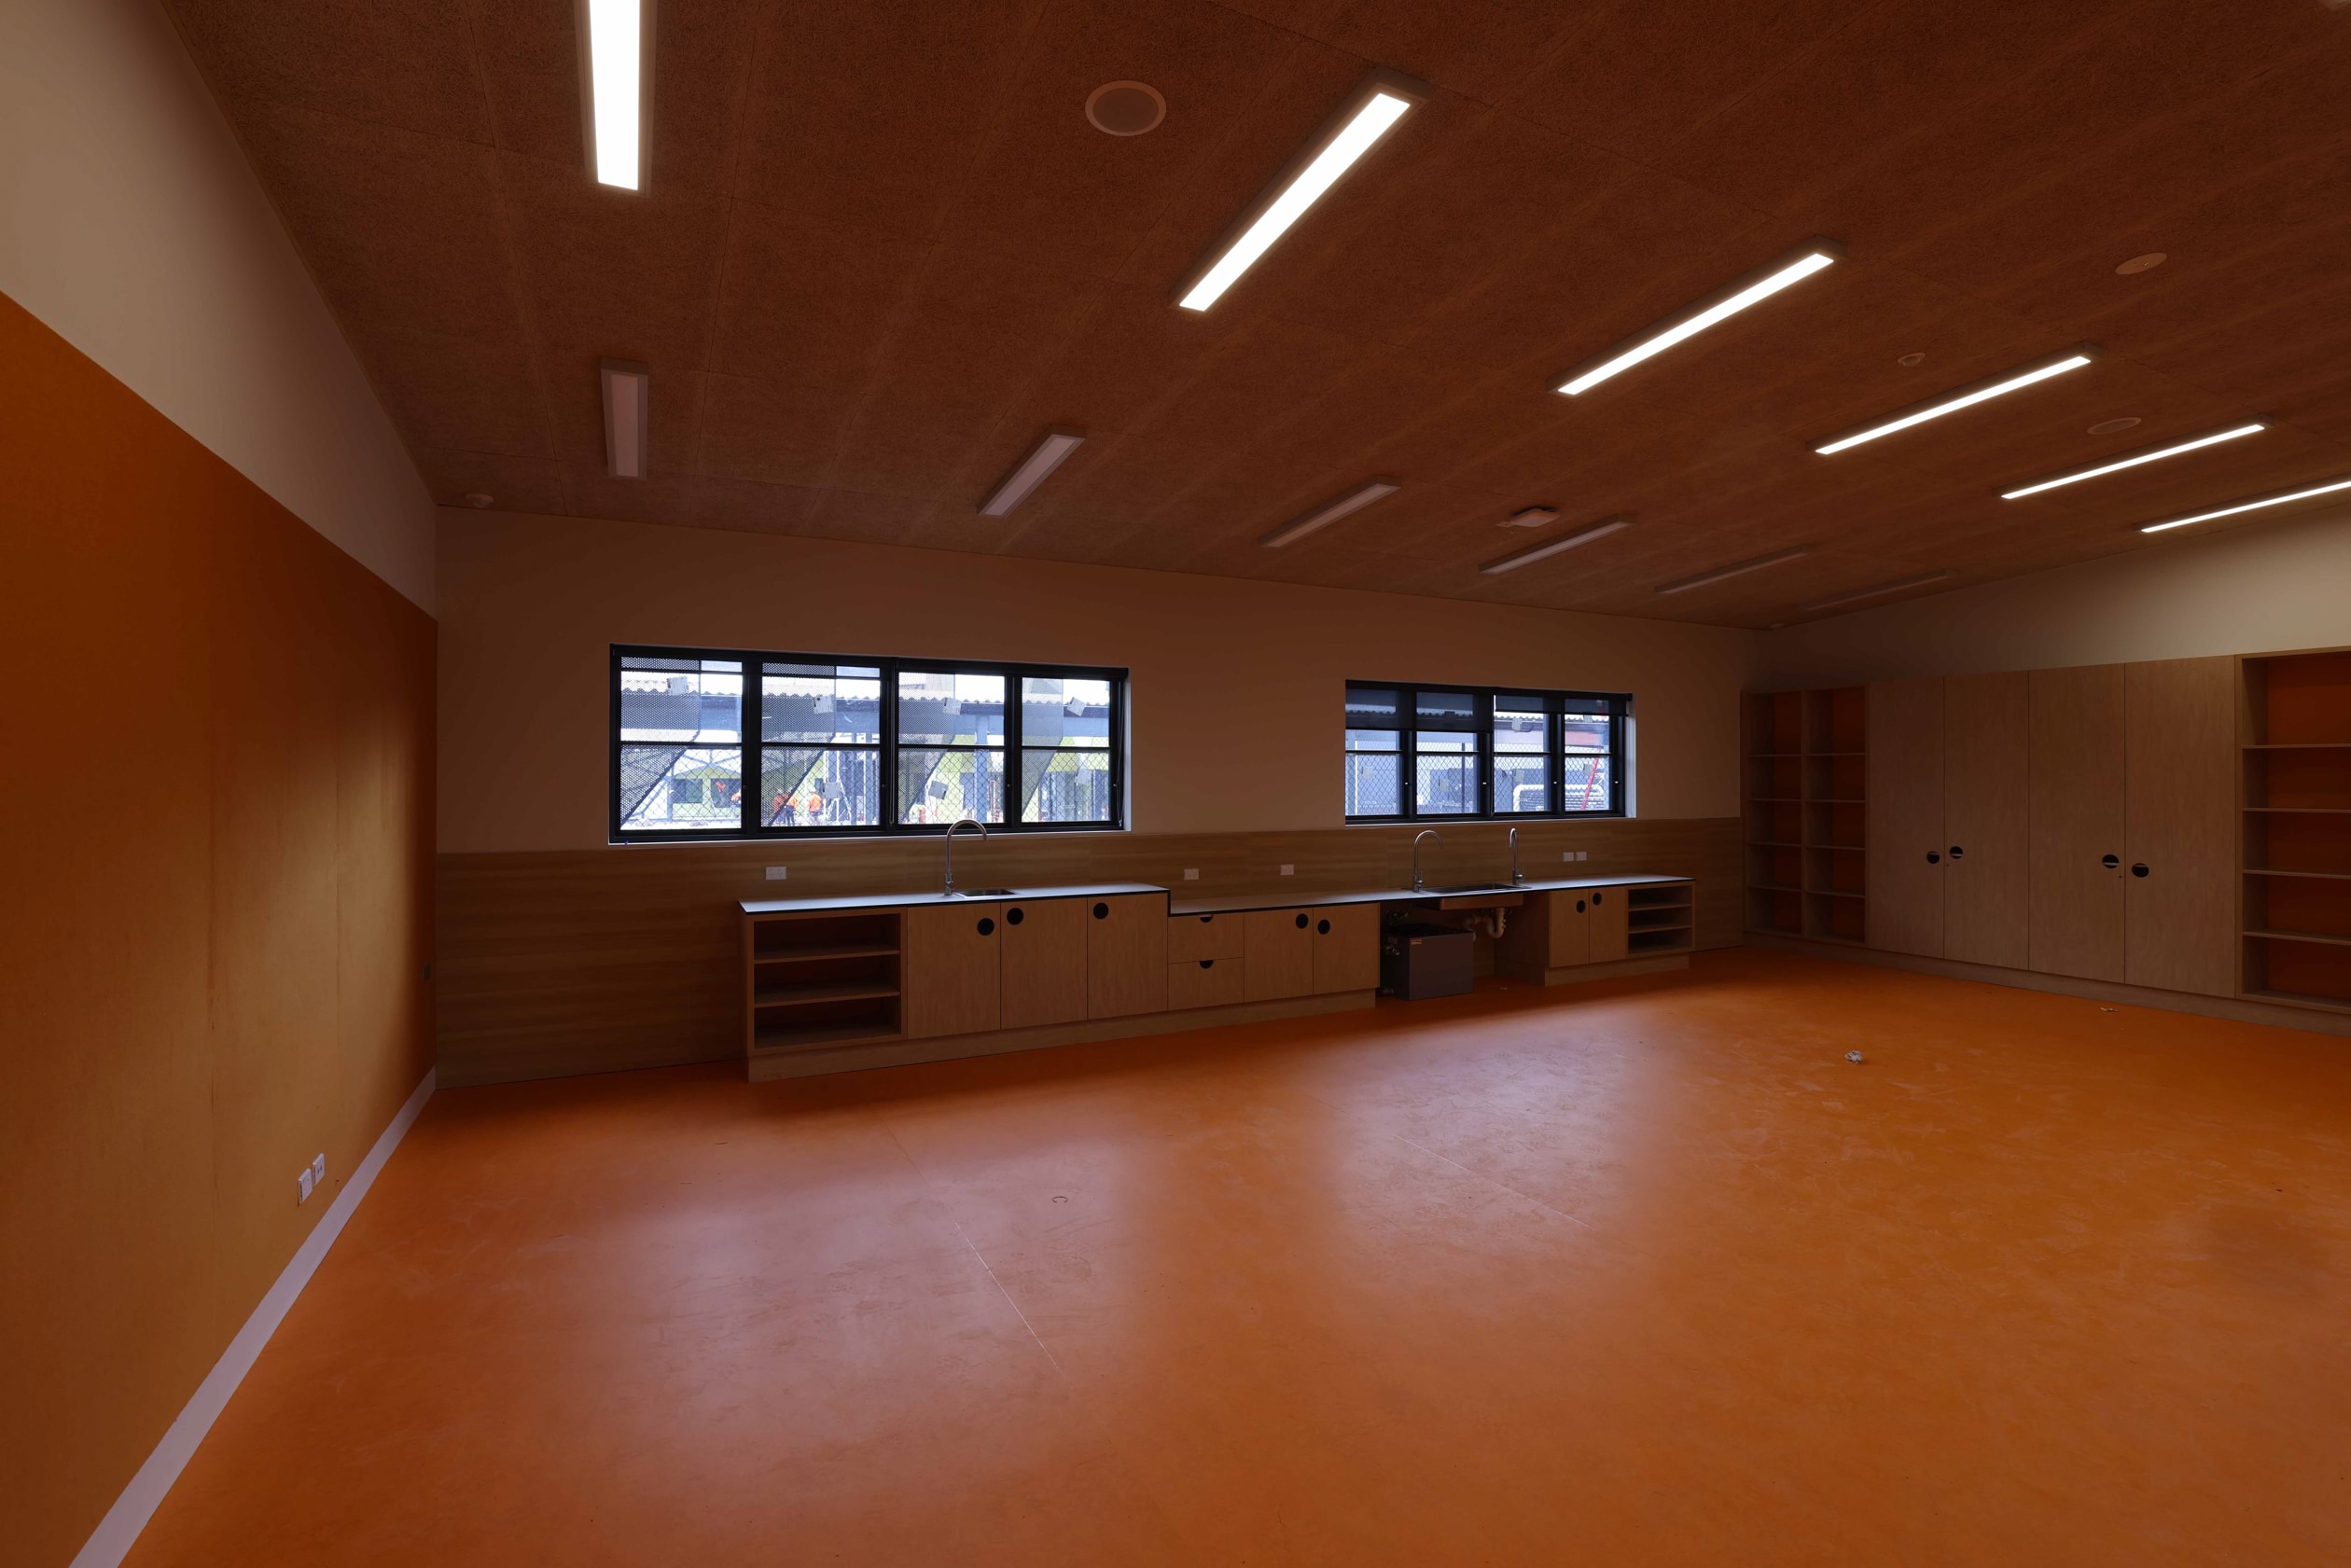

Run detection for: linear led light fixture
[[1552, 242, 1842, 396], [979, 426, 1086, 517], [579, 0, 654, 190], [600, 357, 649, 478], [1481, 515, 1635, 575], [1999, 421, 2267, 499], [2140, 474, 2351, 534], [1653, 546, 1814, 596], [1260, 478, 1399, 548], [1176, 68, 1426, 312], [1795, 570, 1955, 612], [1814, 345, 2099, 455]]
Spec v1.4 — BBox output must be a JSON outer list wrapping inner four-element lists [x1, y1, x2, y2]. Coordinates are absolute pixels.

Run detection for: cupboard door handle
[[1199, 959, 1215, 970], [977, 918, 995, 937], [1949, 845, 1964, 860], [1317, 919, 1331, 935], [1576, 899, 1587, 912], [2101, 854, 2121, 870], [1927, 851, 1941, 865], [1092, 902, 1108, 920], [1198, 915, 1214, 923], [1294, 912, 1309, 929], [2132, 863, 2149, 878], [1007, 907, 1024, 925], [1593, 892, 1604, 905]]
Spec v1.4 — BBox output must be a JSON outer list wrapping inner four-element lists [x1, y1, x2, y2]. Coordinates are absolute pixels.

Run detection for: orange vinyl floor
[[127, 951, 2351, 1567]]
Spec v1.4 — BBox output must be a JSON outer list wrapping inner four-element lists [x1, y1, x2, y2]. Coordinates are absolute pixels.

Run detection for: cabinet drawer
[[1167, 955, 1246, 1011], [1167, 911, 1247, 963]]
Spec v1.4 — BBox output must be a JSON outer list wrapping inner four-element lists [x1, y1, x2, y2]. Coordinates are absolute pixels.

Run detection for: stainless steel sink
[[947, 887, 1019, 898], [1415, 882, 1522, 895]]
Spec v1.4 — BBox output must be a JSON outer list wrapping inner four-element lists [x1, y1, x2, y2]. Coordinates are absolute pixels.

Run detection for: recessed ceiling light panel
[[2140, 475, 2351, 534], [2000, 421, 2266, 500], [578, 0, 654, 191], [1086, 81, 1166, 136], [1259, 478, 1400, 548], [1795, 570, 1955, 612], [1813, 345, 2098, 455], [1552, 240, 1842, 396], [1500, 506, 1560, 530], [600, 357, 650, 479], [2115, 252, 2166, 275], [1480, 515, 1634, 575], [1653, 547, 1814, 596], [1176, 67, 1426, 312], [978, 426, 1087, 517]]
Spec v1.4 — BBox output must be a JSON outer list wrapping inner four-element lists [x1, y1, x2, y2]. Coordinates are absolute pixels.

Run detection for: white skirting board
[[69, 1068, 438, 1568]]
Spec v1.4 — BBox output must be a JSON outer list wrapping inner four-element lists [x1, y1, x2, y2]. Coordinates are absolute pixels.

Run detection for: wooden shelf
[[2243, 988, 2351, 1016], [754, 943, 900, 964], [753, 1021, 905, 1052], [2244, 806, 2351, 814], [1815, 842, 1866, 852], [754, 982, 900, 1008], [1752, 796, 1803, 803], [2244, 928, 2351, 948], [1629, 920, 1691, 933], [1749, 752, 1804, 758], [1804, 887, 1865, 900], [1811, 797, 1867, 804], [1809, 932, 1867, 946], [2246, 867, 2351, 881], [1804, 751, 1865, 757], [2245, 742, 2351, 750], [1750, 881, 1804, 894]]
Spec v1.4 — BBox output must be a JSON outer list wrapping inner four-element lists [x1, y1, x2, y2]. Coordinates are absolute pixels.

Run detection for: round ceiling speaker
[[1086, 81, 1166, 137], [2115, 252, 2166, 275], [1897, 352, 1927, 367], [1501, 506, 1560, 530], [2088, 417, 2142, 436], [461, 492, 495, 508]]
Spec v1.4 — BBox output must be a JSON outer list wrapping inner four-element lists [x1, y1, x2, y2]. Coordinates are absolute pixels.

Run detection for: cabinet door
[[1086, 895, 1167, 1018], [2126, 658, 2237, 996], [1310, 903, 1383, 992], [2029, 665, 2128, 981], [1867, 678, 1945, 957], [1942, 672, 2030, 969], [1587, 887, 1630, 963], [1000, 898, 1089, 1029], [905, 902, 1004, 1038], [1245, 909, 1316, 1001], [1550, 892, 1593, 966]]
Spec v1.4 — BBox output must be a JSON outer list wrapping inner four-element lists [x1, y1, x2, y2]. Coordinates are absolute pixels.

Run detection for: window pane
[[897, 672, 1005, 747], [1414, 731, 1477, 814], [761, 747, 881, 828], [1495, 753, 1551, 813], [897, 747, 1004, 824], [1493, 700, 1546, 750], [1563, 753, 1613, 812], [762, 663, 880, 744], [1345, 751, 1400, 816], [1021, 676, 1112, 751], [619, 657, 742, 742], [1345, 686, 1402, 728], [1563, 711, 1614, 753], [1415, 690, 1478, 730], [619, 744, 743, 831], [1021, 748, 1112, 824]]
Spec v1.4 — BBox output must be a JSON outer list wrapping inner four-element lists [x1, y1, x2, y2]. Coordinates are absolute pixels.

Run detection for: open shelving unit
[[1627, 880, 1696, 957], [1744, 687, 1866, 943], [2240, 650, 2351, 1014], [742, 909, 906, 1058]]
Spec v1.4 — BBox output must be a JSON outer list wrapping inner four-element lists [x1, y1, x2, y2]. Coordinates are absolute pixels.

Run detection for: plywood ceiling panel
[[165, 0, 2351, 627]]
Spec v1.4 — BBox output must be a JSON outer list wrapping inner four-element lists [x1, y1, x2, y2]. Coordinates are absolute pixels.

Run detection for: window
[[613, 646, 1125, 840], [1342, 681, 1628, 823]]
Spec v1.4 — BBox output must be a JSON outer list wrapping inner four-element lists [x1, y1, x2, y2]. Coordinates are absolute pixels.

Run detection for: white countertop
[[1167, 873, 1690, 917], [740, 882, 1168, 916]]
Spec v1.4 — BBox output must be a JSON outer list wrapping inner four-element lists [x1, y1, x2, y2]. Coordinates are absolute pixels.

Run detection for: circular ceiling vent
[[461, 492, 495, 508], [1086, 81, 1166, 137], [2115, 252, 2166, 275], [2088, 417, 2142, 436], [1897, 351, 1927, 367]]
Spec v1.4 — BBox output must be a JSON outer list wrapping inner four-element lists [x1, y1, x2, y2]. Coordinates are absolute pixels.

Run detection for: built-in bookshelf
[[2240, 650, 2351, 1014], [1744, 687, 1866, 943], [1626, 881, 1697, 957], [742, 909, 905, 1056]]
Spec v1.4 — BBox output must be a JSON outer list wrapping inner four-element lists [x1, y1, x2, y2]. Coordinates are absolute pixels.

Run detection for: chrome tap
[[943, 817, 987, 895], [1412, 828, 1443, 893], [1508, 826, 1523, 884]]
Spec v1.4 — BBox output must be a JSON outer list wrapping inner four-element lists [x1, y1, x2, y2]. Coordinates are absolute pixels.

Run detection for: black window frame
[[610, 644, 1128, 842], [1344, 680, 1630, 825]]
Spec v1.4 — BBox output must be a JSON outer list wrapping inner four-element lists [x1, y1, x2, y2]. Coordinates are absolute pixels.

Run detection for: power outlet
[[296, 1169, 313, 1204], [1279, 864, 1294, 876], [764, 866, 788, 881], [1561, 851, 1574, 862], [312, 1152, 327, 1185], [1182, 868, 1200, 881]]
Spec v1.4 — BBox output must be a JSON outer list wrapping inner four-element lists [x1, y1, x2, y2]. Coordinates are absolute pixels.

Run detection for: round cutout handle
[[2132, 862, 2149, 879], [1576, 899, 1587, 912], [1593, 892, 1604, 905], [1294, 912, 1309, 929], [1927, 851, 1941, 865], [2101, 853, 2121, 870], [1199, 959, 1215, 970], [1092, 902, 1109, 920], [976, 917, 995, 937], [1949, 845, 1965, 860], [1317, 919, 1331, 935], [1007, 907, 1024, 925]]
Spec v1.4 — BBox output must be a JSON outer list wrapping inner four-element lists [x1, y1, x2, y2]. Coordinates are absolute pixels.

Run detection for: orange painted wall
[[0, 293, 438, 1567]]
